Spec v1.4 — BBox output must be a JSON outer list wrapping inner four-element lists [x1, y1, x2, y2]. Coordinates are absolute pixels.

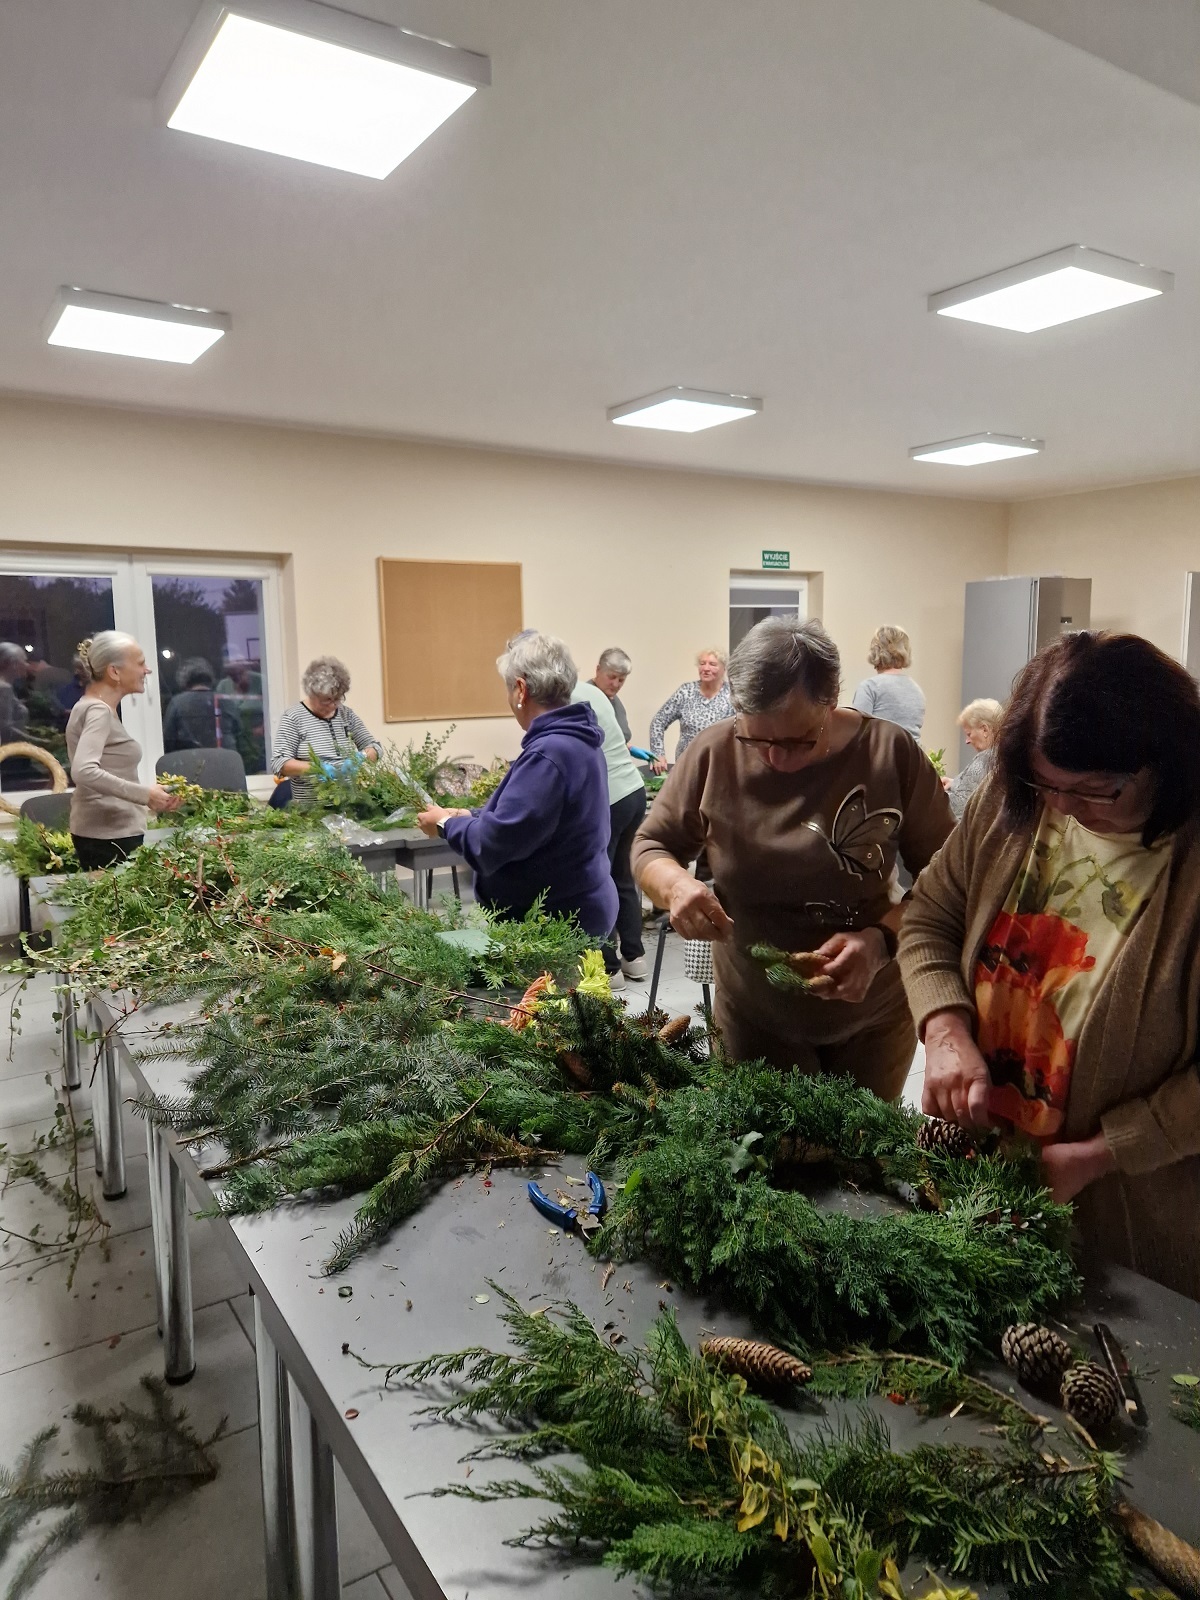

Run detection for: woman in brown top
[[66, 632, 180, 869], [632, 617, 954, 1099], [900, 633, 1200, 1297]]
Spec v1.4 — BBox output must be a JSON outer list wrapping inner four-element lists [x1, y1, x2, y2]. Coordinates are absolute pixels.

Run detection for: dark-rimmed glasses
[[1019, 775, 1132, 807], [734, 713, 828, 755]]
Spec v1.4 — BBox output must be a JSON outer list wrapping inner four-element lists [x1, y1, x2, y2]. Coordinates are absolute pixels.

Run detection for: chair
[[155, 748, 247, 793], [17, 791, 74, 937]]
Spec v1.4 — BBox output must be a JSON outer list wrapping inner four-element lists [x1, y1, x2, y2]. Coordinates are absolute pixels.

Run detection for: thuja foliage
[[599, 1067, 1078, 1365], [0, 1376, 223, 1600], [376, 1288, 1128, 1599]]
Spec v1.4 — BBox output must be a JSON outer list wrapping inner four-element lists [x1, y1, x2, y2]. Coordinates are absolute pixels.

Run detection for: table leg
[[96, 1024, 126, 1200], [451, 865, 460, 901], [646, 920, 669, 1015], [150, 1121, 195, 1383], [60, 977, 81, 1092], [146, 1117, 165, 1337], [287, 1381, 341, 1600], [255, 1298, 297, 1600], [412, 866, 429, 910]]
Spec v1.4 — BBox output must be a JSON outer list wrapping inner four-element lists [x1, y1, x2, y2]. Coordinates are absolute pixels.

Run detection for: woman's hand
[[147, 784, 182, 814], [416, 805, 469, 838], [922, 1008, 992, 1127], [651, 758, 668, 775], [666, 876, 733, 941], [941, 776, 953, 791], [365, 747, 379, 762], [1040, 1134, 1117, 1205], [808, 929, 887, 1002]]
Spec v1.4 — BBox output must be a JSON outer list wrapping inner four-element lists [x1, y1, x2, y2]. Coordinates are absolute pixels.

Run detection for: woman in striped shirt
[[648, 648, 734, 772], [271, 656, 381, 804]]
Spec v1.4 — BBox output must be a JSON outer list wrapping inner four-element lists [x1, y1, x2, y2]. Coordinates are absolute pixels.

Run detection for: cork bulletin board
[[377, 558, 523, 721]]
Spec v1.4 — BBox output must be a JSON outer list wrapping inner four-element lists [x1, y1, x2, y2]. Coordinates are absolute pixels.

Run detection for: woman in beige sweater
[[900, 631, 1200, 1298], [66, 632, 180, 869], [633, 618, 954, 1099]]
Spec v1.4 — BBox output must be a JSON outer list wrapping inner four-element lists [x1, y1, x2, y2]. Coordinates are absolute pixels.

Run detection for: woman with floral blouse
[[648, 648, 734, 772], [900, 631, 1200, 1299]]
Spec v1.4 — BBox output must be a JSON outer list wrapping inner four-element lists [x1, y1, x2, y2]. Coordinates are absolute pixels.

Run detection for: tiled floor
[[0, 919, 924, 1599], [0, 972, 408, 1600]]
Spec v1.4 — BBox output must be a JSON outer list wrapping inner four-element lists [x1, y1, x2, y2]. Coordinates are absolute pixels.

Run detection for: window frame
[[0, 550, 286, 800]]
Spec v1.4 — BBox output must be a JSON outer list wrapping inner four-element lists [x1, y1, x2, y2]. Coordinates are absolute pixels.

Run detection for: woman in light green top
[[573, 677, 647, 985]]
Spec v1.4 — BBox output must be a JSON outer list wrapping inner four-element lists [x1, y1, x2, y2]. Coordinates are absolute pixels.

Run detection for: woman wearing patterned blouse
[[900, 632, 1200, 1298], [648, 649, 734, 772]]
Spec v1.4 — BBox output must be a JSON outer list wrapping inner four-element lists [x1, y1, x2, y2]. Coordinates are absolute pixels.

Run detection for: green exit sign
[[761, 550, 790, 570]]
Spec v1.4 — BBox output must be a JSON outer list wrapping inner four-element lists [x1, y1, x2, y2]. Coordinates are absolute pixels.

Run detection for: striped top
[[271, 700, 381, 803], [648, 679, 734, 761]]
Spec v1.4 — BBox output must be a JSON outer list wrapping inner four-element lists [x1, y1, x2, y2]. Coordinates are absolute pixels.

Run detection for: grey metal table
[[65, 982, 1200, 1600], [337, 826, 465, 908]]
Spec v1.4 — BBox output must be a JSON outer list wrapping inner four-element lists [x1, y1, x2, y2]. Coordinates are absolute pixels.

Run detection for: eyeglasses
[[1019, 775, 1132, 807], [735, 713, 827, 754]]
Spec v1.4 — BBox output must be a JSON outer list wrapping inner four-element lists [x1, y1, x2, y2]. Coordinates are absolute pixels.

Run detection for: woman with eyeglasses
[[900, 631, 1200, 1298], [632, 617, 954, 1097]]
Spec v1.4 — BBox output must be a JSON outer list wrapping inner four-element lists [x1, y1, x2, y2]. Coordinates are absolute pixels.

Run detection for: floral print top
[[974, 809, 1170, 1139], [648, 680, 734, 761]]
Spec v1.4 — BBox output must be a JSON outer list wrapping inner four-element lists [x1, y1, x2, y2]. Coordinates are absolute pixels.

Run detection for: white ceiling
[[1, 0, 1198, 498]]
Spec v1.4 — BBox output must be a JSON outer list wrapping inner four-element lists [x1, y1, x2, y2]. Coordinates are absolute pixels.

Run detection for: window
[[0, 553, 284, 800], [729, 573, 808, 652]]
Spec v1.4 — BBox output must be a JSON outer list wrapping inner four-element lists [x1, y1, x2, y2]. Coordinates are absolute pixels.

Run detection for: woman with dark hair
[[900, 631, 1200, 1297], [633, 617, 954, 1095]]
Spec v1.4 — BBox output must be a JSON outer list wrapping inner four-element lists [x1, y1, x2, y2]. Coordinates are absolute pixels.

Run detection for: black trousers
[[72, 833, 143, 870], [603, 785, 647, 970]]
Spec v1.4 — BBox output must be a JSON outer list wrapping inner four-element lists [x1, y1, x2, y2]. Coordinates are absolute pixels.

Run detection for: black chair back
[[156, 748, 248, 793], [19, 791, 72, 830]]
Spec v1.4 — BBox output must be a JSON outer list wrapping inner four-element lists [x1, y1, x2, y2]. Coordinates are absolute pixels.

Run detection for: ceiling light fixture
[[608, 386, 762, 433], [910, 433, 1043, 467], [929, 246, 1172, 333], [45, 289, 230, 364], [158, 0, 489, 178]]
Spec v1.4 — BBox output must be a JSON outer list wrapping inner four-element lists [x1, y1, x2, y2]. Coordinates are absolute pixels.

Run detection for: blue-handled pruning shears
[[527, 1171, 606, 1239]]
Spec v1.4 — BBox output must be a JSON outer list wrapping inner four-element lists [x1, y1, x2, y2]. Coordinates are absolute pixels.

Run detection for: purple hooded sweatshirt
[[442, 701, 618, 937]]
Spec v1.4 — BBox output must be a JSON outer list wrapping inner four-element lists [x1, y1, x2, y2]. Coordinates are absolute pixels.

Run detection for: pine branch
[[0, 1377, 223, 1600]]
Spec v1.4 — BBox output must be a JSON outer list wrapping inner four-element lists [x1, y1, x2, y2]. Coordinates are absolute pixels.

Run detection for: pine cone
[[1060, 1361, 1120, 1430], [657, 1015, 692, 1045], [1000, 1323, 1073, 1389], [700, 1335, 811, 1389], [1113, 1500, 1200, 1599], [916, 1117, 975, 1158]]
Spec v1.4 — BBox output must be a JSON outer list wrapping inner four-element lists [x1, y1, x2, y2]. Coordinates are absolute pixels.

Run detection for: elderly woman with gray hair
[[633, 617, 954, 1096], [416, 631, 617, 937], [271, 655, 381, 804]]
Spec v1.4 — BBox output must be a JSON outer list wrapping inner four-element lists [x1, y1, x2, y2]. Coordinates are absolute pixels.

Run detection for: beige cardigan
[[65, 698, 150, 840], [900, 778, 1200, 1300]]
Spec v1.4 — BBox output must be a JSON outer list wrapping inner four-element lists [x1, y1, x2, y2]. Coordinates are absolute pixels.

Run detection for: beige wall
[[0, 396, 1008, 761], [1008, 477, 1200, 655]]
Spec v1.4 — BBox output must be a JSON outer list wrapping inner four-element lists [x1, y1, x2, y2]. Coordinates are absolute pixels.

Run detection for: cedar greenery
[[364, 1286, 1130, 1599], [0, 1376, 222, 1600]]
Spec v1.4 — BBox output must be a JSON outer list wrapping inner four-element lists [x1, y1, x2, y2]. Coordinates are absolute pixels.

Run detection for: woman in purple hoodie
[[416, 632, 618, 938]]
